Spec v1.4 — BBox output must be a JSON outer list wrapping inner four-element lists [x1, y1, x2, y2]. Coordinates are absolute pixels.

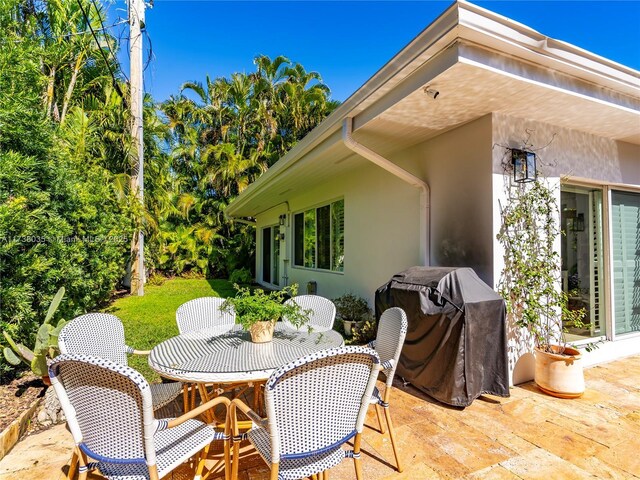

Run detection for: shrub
[[229, 267, 253, 285]]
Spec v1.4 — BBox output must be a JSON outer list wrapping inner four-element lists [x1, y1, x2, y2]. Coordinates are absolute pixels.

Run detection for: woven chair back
[[282, 295, 336, 332], [375, 307, 408, 387], [59, 313, 129, 365], [176, 297, 236, 334], [49, 354, 155, 464], [264, 346, 379, 460]]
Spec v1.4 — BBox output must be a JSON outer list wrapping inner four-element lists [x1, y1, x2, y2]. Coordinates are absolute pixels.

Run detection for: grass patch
[[105, 278, 236, 382]]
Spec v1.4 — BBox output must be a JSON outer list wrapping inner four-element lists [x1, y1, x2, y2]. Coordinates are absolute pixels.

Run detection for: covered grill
[[375, 266, 509, 407]]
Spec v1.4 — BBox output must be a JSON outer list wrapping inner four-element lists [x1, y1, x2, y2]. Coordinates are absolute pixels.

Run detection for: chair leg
[[194, 441, 211, 480], [384, 405, 403, 472], [149, 464, 160, 480], [191, 383, 197, 410], [270, 463, 279, 480], [66, 447, 78, 480], [77, 450, 89, 480], [375, 403, 385, 434], [183, 383, 190, 413], [224, 411, 231, 480], [353, 433, 363, 480]]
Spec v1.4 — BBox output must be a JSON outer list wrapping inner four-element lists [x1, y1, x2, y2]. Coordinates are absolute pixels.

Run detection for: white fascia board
[[458, 1, 640, 96]]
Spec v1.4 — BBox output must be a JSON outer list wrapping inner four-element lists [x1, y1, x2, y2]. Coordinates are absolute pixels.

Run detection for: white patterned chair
[[49, 354, 230, 480], [176, 297, 240, 411], [230, 346, 381, 480], [366, 307, 408, 472], [58, 313, 182, 411], [176, 297, 236, 334], [281, 295, 336, 332]]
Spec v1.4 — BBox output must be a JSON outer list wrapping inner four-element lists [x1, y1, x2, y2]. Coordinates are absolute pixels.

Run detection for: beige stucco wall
[[491, 113, 640, 184], [401, 114, 495, 284], [255, 114, 497, 302], [255, 160, 422, 305]]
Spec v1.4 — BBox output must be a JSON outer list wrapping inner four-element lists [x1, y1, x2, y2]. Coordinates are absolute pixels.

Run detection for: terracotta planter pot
[[534, 345, 585, 398], [249, 321, 275, 343]]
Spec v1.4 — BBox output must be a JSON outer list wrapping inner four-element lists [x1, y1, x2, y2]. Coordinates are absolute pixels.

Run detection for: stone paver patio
[[0, 354, 638, 479]]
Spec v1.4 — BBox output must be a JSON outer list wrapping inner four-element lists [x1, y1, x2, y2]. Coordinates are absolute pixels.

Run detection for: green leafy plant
[[221, 284, 309, 330], [3, 287, 67, 376], [229, 267, 253, 285], [497, 177, 587, 354], [333, 293, 372, 338]]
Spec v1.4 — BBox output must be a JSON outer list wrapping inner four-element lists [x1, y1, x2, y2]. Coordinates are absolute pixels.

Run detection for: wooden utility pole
[[129, 0, 145, 296]]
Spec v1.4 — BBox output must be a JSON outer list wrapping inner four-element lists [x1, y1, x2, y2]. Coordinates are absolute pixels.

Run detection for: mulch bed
[[0, 374, 47, 432]]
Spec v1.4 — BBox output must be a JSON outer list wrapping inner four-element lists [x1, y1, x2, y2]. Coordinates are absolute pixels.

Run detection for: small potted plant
[[333, 293, 371, 337], [221, 284, 309, 343]]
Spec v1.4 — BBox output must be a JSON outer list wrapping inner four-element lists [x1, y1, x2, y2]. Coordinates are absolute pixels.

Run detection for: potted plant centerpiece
[[497, 172, 588, 398], [221, 284, 309, 343], [334, 293, 371, 337]]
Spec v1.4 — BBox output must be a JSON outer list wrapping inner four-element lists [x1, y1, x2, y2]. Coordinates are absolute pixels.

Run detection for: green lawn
[[105, 278, 236, 381]]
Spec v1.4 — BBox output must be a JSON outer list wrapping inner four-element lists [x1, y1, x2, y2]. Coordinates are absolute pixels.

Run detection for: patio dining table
[[149, 323, 344, 384]]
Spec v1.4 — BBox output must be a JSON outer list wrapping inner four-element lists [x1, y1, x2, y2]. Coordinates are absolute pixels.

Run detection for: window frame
[[292, 198, 344, 274]]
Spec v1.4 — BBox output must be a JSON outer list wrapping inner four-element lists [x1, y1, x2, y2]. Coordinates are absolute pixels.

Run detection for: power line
[[75, 0, 127, 106], [90, 0, 129, 83]]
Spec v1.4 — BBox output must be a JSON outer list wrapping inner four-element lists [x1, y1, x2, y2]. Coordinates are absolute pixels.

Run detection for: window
[[294, 199, 344, 272]]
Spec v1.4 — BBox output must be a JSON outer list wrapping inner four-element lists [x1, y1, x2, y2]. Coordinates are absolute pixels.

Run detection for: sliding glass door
[[561, 186, 606, 340]]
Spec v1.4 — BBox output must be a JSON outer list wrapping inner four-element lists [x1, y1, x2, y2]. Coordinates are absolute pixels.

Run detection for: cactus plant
[[3, 287, 67, 376]]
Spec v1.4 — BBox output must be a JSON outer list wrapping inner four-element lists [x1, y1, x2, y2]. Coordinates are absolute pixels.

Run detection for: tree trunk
[[45, 65, 56, 118], [60, 54, 84, 124]]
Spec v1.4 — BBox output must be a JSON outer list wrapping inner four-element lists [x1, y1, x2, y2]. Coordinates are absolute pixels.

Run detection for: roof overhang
[[227, 0, 640, 218]]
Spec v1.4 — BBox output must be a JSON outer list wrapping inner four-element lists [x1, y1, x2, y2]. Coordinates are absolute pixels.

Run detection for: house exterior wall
[[491, 112, 640, 385], [400, 114, 495, 284], [255, 160, 421, 304]]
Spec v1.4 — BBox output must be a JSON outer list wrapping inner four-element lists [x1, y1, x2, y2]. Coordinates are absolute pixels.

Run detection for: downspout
[[342, 117, 430, 266]]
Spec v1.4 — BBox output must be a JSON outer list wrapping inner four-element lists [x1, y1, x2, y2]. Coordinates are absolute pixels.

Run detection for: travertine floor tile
[[2, 355, 639, 480]]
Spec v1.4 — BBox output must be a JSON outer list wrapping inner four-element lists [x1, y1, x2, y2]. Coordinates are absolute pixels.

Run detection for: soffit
[[358, 61, 640, 156]]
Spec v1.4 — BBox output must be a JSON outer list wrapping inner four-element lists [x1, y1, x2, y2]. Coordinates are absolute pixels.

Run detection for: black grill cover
[[375, 266, 509, 407]]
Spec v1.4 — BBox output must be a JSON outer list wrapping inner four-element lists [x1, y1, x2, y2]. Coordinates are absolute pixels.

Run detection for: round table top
[[148, 323, 344, 383]]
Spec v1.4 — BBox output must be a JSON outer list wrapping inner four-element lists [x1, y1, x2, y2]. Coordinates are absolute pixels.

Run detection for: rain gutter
[[342, 117, 430, 266]]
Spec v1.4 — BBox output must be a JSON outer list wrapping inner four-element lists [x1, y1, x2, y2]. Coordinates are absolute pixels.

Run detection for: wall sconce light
[[279, 214, 286, 226], [279, 232, 285, 241], [511, 148, 537, 183]]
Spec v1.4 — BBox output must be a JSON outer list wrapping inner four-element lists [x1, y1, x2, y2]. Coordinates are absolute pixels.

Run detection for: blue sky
[[109, 1, 640, 103]]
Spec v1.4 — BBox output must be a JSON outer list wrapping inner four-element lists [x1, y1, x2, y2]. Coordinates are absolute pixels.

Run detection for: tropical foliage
[[0, 0, 133, 379], [156, 55, 338, 277], [0, 0, 338, 379]]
